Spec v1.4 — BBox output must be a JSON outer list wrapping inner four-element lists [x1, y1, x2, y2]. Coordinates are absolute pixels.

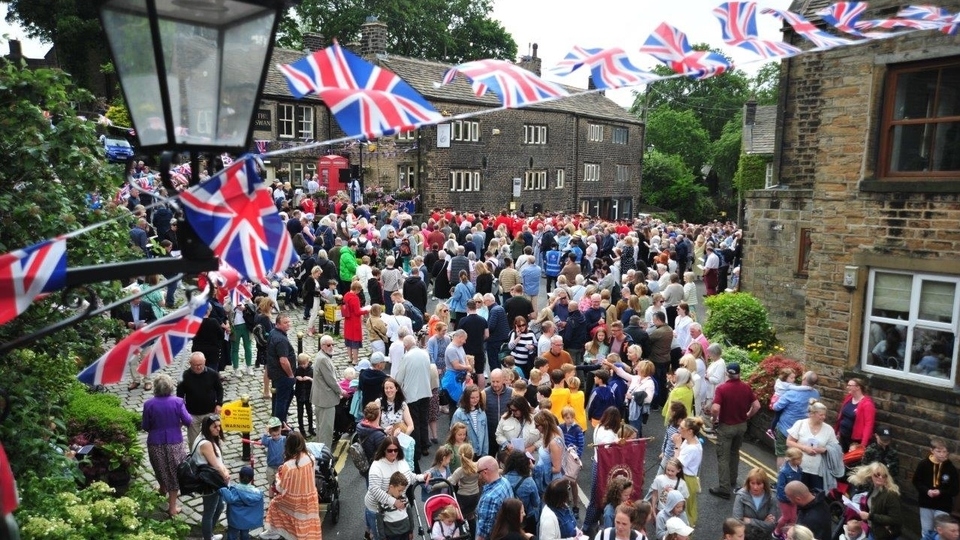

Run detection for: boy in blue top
[[773, 447, 804, 540], [587, 370, 617, 427], [259, 417, 286, 492], [560, 406, 585, 457], [219, 466, 264, 540]]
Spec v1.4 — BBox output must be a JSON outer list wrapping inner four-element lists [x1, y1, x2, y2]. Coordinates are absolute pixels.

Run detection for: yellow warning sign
[[220, 399, 252, 433]]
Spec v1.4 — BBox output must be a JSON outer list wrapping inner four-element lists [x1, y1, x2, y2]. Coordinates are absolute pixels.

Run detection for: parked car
[[100, 135, 134, 163]]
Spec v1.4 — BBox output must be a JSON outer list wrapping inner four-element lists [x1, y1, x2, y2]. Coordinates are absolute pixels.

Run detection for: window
[[880, 58, 960, 178], [616, 164, 630, 182], [555, 169, 565, 189], [196, 109, 214, 136], [524, 125, 547, 145], [398, 165, 416, 190], [452, 120, 480, 142], [765, 162, 775, 188], [396, 129, 416, 141], [861, 269, 960, 386], [278, 104, 295, 139], [588, 124, 604, 142], [290, 162, 305, 184], [524, 170, 547, 191], [613, 127, 629, 145], [449, 170, 481, 192], [797, 228, 812, 276], [297, 106, 314, 139], [584, 163, 600, 182]]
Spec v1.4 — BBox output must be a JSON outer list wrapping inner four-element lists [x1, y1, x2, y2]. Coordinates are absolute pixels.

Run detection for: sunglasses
[[386, 448, 399, 453]]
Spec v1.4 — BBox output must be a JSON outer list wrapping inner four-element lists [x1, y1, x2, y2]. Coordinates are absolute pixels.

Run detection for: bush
[[745, 355, 805, 408], [64, 385, 142, 486], [704, 292, 777, 349]]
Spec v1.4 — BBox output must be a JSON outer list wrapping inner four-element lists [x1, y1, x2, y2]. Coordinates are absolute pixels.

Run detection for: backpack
[[348, 434, 372, 476], [560, 442, 582, 480], [241, 303, 256, 330], [252, 323, 269, 348], [404, 301, 425, 332]]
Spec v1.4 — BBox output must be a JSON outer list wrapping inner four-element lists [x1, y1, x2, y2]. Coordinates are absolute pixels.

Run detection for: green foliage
[[280, 0, 517, 64], [644, 108, 711, 173], [711, 115, 743, 191], [105, 103, 132, 130], [64, 386, 142, 470], [642, 151, 716, 222], [751, 62, 781, 106], [734, 153, 770, 192], [720, 345, 758, 378], [703, 292, 777, 349], [746, 355, 805, 409], [17, 474, 191, 540]]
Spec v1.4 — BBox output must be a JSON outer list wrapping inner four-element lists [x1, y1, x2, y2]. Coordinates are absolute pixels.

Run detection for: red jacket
[[834, 394, 875, 447], [340, 291, 364, 341]]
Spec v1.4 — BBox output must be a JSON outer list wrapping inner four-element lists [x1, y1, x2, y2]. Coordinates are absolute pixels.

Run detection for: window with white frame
[[765, 162, 775, 188], [452, 120, 480, 142], [396, 129, 416, 141], [278, 104, 295, 138], [449, 170, 481, 192], [524, 170, 547, 190], [861, 269, 960, 386], [290, 162, 305, 184], [555, 169, 565, 189], [616, 164, 630, 182], [297, 106, 314, 139], [524, 125, 547, 145], [588, 124, 604, 142], [398, 165, 416, 190], [196, 109, 214, 136], [613, 127, 629, 145], [584, 163, 600, 182]]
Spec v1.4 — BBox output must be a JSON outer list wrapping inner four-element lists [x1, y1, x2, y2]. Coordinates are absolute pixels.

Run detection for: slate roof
[[262, 47, 641, 125], [789, 0, 833, 20], [743, 104, 777, 155]]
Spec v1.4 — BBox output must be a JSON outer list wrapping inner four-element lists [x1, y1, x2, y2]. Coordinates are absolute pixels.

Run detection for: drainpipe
[[573, 114, 580, 213]]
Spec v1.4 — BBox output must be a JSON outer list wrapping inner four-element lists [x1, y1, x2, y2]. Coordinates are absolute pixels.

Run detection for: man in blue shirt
[[544, 243, 563, 294], [519, 255, 542, 311], [475, 455, 512, 540], [772, 370, 820, 468]]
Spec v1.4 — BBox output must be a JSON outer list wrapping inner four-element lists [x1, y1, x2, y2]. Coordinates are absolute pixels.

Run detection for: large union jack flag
[[550, 46, 656, 90], [818, 2, 943, 38], [713, 2, 801, 59], [77, 292, 210, 386], [761, 7, 854, 49], [441, 59, 568, 108], [0, 237, 67, 326], [640, 23, 731, 80], [277, 41, 443, 139], [897, 5, 960, 34], [180, 157, 298, 284]]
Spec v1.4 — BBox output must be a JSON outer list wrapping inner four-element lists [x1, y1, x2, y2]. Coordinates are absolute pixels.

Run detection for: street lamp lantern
[[98, 0, 291, 154]]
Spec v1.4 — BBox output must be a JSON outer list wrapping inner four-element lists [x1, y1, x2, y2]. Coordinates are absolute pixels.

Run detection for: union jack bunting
[[441, 59, 568, 108], [77, 292, 210, 386], [640, 23, 731, 80], [897, 5, 959, 34], [713, 2, 801, 59], [277, 41, 443, 139], [550, 46, 655, 90], [220, 153, 234, 167], [180, 157, 298, 283], [817, 2, 942, 38], [114, 183, 131, 204], [0, 237, 67, 326], [760, 7, 855, 49], [255, 140, 269, 154]]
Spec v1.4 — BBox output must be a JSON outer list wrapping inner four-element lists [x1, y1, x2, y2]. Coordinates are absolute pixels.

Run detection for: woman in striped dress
[[264, 432, 322, 539], [506, 316, 537, 379]]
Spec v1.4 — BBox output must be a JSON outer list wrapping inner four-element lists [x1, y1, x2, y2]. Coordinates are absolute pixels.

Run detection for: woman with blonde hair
[[733, 467, 779, 540], [672, 416, 704, 526], [849, 462, 902, 540], [427, 303, 451, 338], [693, 235, 706, 279], [366, 303, 389, 354], [786, 400, 838, 491], [663, 368, 694, 426]]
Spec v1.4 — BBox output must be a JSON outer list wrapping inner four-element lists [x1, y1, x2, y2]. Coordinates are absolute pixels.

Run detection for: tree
[[279, 0, 517, 63], [642, 150, 716, 222], [644, 108, 711, 174], [711, 114, 743, 194], [750, 62, 781, 106]]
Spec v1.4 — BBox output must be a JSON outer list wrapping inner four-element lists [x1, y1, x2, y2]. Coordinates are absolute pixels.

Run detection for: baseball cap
[[357, 359, 372, 371], [370, 352, 386, 365], [239, 465, 255, 480], [267, 416, 283, 429], [666, 517, 694, 536], [726, 362, 741, 375], [877, 427, 892, 440]]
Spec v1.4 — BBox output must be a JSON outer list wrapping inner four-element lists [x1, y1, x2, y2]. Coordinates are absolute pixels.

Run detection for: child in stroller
[[423, 478, 472, 540]]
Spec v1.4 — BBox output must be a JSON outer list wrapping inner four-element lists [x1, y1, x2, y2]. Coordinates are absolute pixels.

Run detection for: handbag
[[178, 441, 227, 495]]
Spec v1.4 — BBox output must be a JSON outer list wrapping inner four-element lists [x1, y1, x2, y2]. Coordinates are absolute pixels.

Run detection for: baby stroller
[[306, 442, 341, 524], [333, 393, 357, 443], [421, 478, 471, 540]]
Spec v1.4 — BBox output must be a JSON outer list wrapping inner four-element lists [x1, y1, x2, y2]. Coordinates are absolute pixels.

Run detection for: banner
[[594, 438, 648, 510]]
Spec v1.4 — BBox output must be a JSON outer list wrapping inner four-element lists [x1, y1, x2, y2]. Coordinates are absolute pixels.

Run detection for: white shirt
[[677, 439, 702, 475]]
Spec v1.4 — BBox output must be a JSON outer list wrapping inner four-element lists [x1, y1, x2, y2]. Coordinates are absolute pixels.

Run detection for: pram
[[421, 478, 471, 540], [306, 442, 341, 524], [332, 393, 356, 443]]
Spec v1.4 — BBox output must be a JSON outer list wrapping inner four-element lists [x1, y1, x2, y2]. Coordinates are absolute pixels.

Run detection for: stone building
[[742, 0, 960, 511], [254, 19, 644, 218]]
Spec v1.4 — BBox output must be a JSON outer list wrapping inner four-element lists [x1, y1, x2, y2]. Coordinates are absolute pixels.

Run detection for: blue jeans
[[272, 376, 295, 424], [227, 527, 250, 540], [165, 281, 177, 307], [201, 491, 224, 540], [365, 508, 382, 540]]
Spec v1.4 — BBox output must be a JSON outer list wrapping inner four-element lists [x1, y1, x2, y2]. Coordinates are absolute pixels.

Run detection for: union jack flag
[[179, 157, 298, 284], [77, 292, 210, 386], [897, 5, 959, 34], [255, 140, 269, 154], [441, 59, 568, 108], [713, 2, 801, 59], [550, 46, 655, 90], [277, 41, 443, 139], [0, 237, 67, 326], [640, 23, 731, 80], [114, 183, 131, 205], [761, 7, 855, 49], [817, 2, 943, 37]]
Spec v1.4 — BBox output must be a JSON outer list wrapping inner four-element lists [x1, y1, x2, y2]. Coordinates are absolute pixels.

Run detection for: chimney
[[745, 96, 757, 126], [7, 40, 22, 61], [360, 16, 388, 57], [302, 32, 325, 53], [587, 75, 605, 96], [516, 42, 541, 76]]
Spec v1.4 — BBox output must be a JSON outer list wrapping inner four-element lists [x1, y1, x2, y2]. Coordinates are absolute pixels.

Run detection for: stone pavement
[[113, 302, 366, 537]]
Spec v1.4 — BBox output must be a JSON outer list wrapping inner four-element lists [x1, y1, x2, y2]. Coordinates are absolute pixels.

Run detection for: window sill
[[859, 177, 960, 193]]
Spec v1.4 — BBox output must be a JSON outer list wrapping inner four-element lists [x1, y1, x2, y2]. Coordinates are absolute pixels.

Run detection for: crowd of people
[[126, 194, 957, 540]]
